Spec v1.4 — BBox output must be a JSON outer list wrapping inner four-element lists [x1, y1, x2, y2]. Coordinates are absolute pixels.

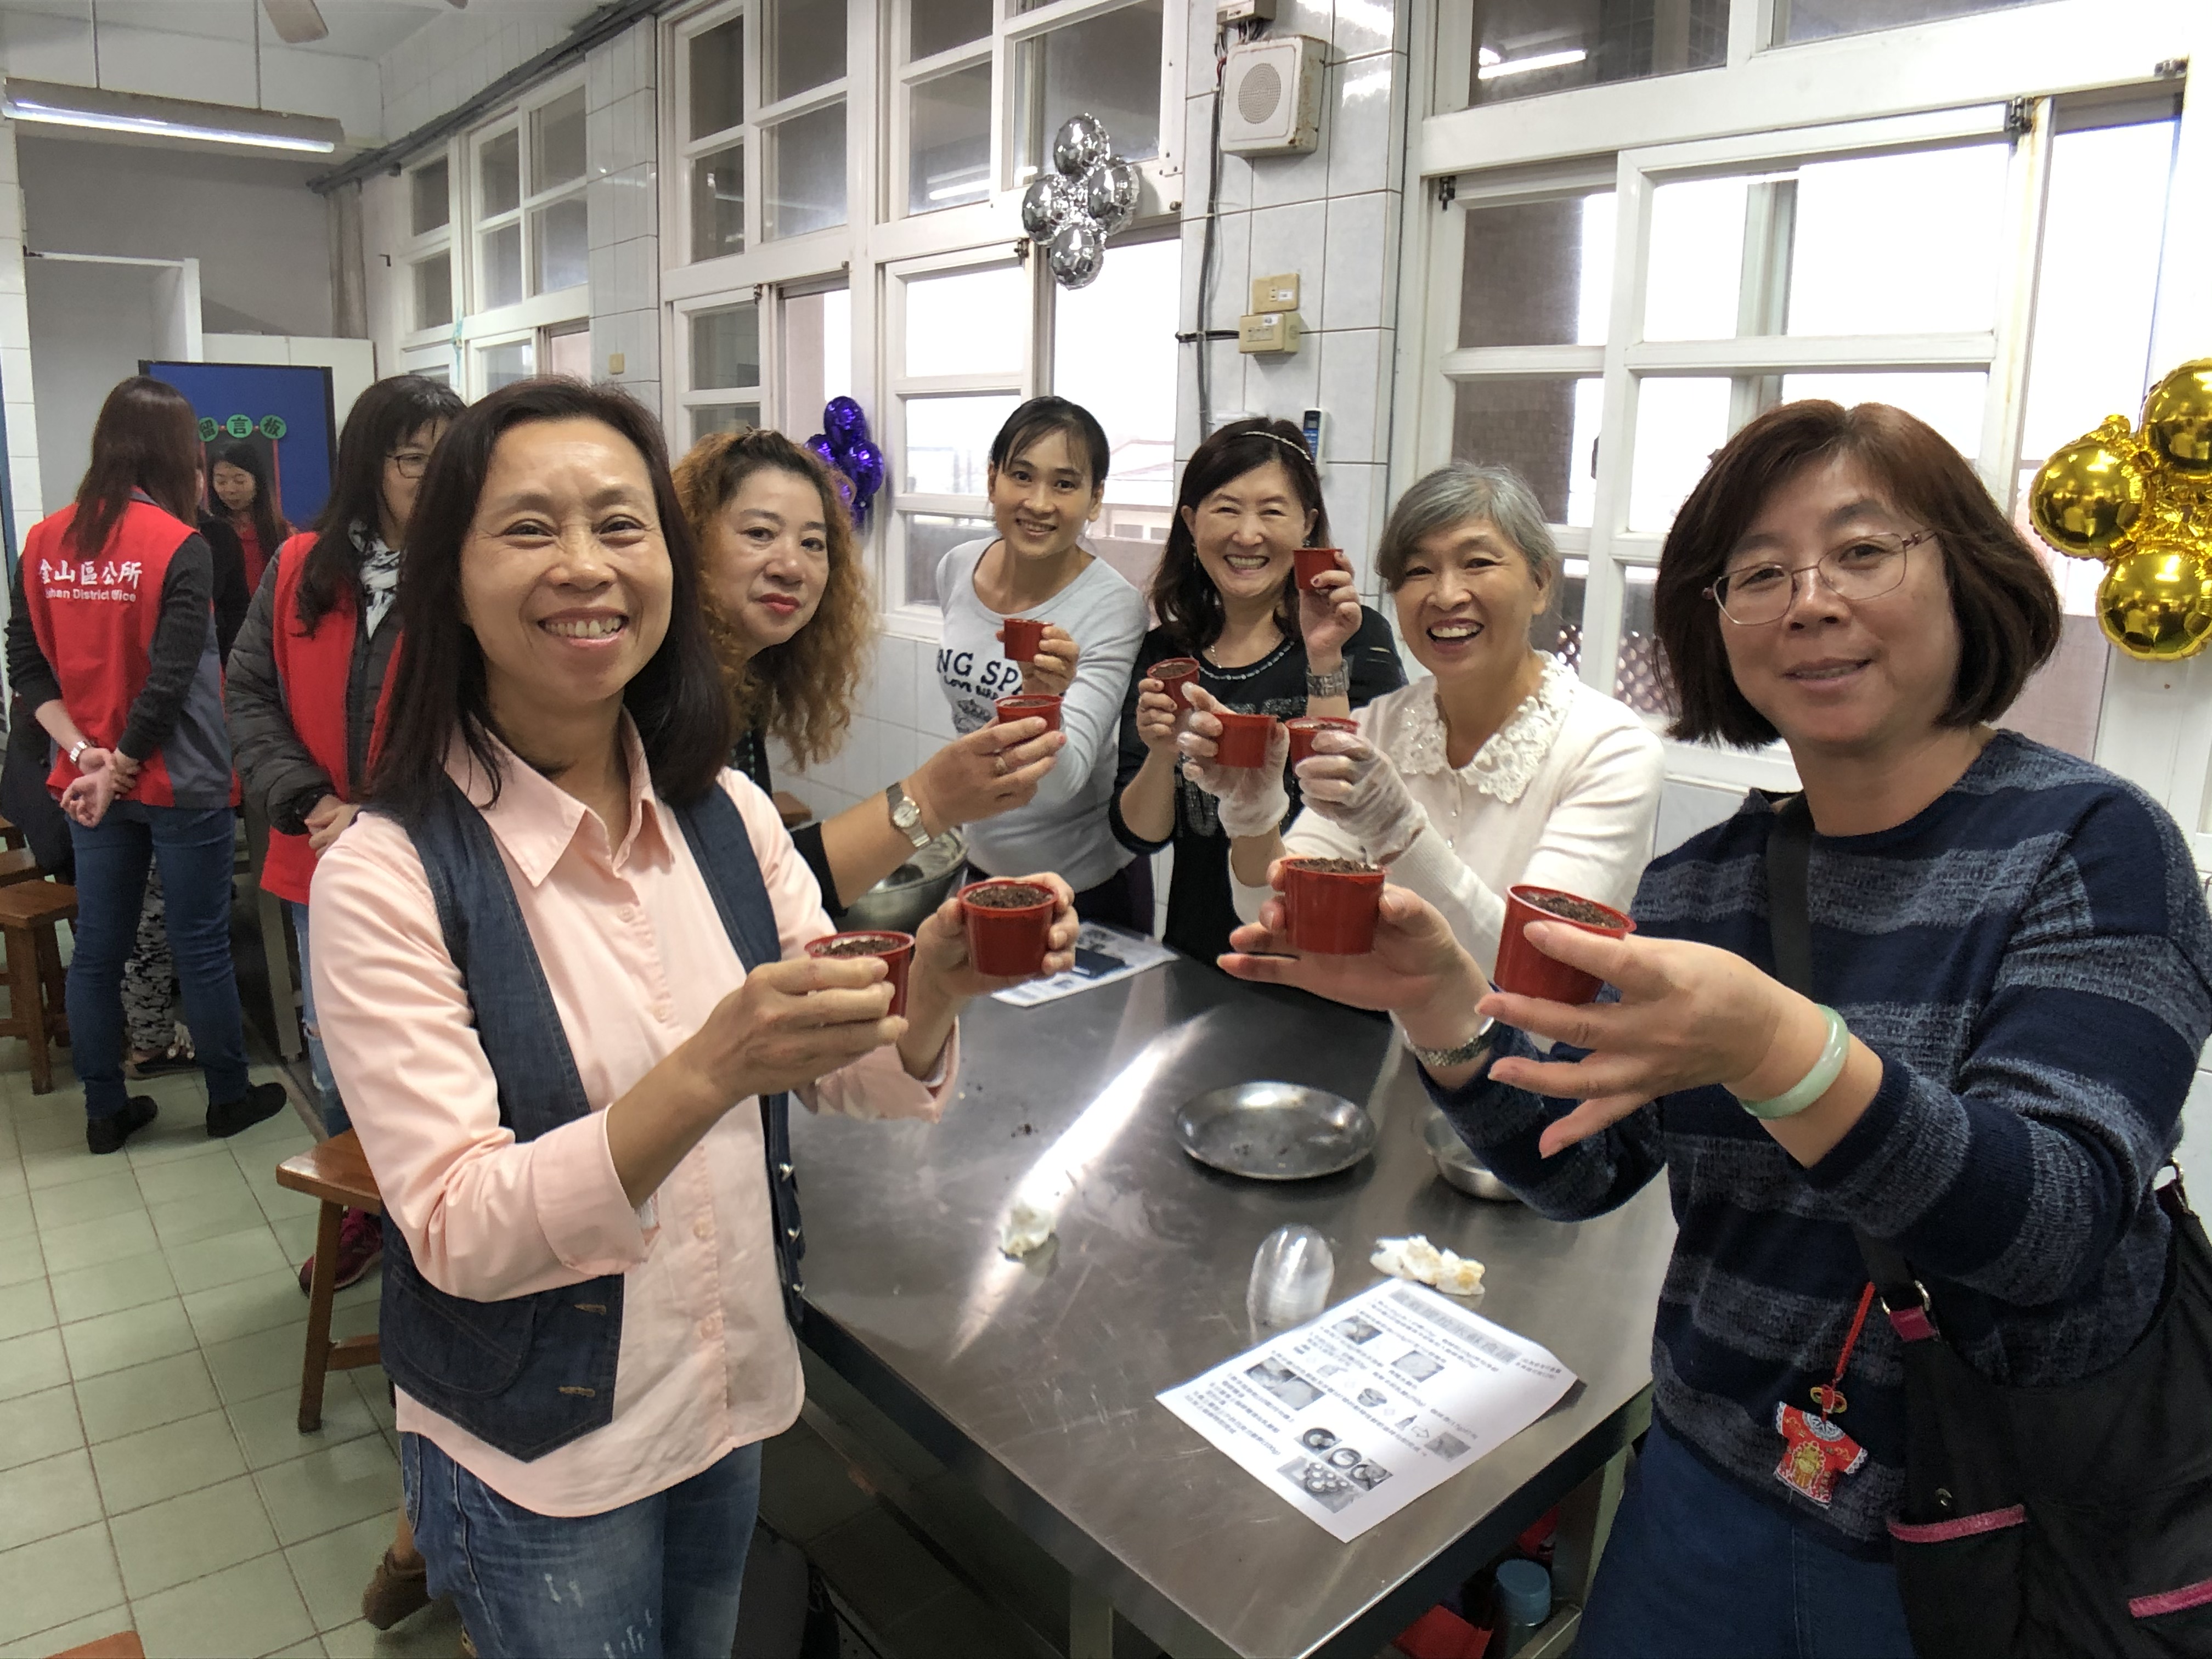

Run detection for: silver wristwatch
[[1405, 1015, 1495, 1071], [1306, 662, 1350, 698], [885, 780, 930, 849]]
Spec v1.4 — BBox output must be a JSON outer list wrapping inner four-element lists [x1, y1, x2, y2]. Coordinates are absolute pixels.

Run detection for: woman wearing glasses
[[1221, 401, 2212, 1655], [229, 374, 464, 1294]]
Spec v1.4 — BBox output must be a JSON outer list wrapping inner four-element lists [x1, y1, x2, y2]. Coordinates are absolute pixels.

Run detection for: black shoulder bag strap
[[1762, 795, 1933, 1331]]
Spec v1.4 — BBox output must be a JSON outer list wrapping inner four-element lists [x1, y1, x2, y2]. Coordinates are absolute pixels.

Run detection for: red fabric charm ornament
[[1773, 1402, 1868, 1506]]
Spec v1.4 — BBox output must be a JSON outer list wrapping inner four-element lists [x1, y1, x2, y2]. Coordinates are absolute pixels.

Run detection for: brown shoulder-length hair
[[73, 377, 202, 555], [1654, 400, 2061, 749], [672, 427, 873, 769], [368, 379, 731, 822]]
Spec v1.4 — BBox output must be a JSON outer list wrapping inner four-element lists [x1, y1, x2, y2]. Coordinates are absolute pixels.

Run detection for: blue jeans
[[1576, 1417, 1915, 1658], [402, 1432, 762, 1659], [68, 802, 249, 1118], [285, 900, 345, 1134]]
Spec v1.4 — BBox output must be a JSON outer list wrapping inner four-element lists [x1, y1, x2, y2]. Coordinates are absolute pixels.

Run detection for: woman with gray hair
[[1220, 464, 1664, 973]]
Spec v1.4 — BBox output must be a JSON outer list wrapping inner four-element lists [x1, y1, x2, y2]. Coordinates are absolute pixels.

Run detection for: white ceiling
[[0, 1, 459, 61]]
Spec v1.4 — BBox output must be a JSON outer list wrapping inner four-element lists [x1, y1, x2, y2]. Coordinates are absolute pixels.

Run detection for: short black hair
[[368, 379, 731, 821], [988, 396, 1110, 489], [297, 375, 465, 631]]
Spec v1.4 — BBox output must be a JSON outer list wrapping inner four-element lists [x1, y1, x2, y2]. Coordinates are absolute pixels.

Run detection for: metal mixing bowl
[[1422, 1108, 1522, 1203], [837, 828, 969, 934]]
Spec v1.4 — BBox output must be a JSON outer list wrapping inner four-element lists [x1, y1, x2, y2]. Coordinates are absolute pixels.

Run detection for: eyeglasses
[[1706, 530, 1934, 626], [386, 450, 432, 479]]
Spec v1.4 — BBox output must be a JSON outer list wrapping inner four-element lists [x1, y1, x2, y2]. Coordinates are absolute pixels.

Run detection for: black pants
[[966, 857, 1154, 935]]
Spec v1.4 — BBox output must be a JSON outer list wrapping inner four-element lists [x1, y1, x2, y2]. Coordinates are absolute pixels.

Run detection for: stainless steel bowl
[[1422, 1108, 1522, 1203], [1176, 1082, 1377, 1181], [837, 828, 968, 934]]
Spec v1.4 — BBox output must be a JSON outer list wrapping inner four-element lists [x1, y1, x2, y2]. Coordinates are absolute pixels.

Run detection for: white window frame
[[673, 286, 765, 447], [399, 152, 456, 348], [465, 72, 591, 338], [1400, 0, 2212, 818], [469, 325, 540, 400]]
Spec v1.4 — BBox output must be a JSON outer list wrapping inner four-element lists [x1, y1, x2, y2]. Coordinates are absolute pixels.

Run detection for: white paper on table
[[1156, 1278, 1577, 1541], [991, 922, 1177, 1007]]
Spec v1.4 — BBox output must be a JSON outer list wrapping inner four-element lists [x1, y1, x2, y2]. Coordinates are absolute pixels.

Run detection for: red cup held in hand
[[804, 930, 916, 1018], [1210, 710, 1278, 768], [957, 879, 1057, 977], [1492, 885, 1635, 1006], [1286, 715, 1358, 768], [994, 693, 1062, 732], [1280, 857, 1385, 955], [1001, 617, 1048, 662], [1294, 546, 1342, 594], [1150, 657, 1202, 710]]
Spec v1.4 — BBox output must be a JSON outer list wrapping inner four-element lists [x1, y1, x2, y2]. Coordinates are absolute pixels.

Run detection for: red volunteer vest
[[259, 532, 400, 905], [21, 499, 220, 809]]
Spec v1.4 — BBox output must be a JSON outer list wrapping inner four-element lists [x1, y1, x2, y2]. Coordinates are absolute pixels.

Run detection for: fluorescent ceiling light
[[2, 78, 342, 154], [1477, 47, 1588, 81]]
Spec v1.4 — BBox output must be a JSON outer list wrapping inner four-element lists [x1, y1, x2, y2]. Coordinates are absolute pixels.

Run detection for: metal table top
[[790, 957, 1677, 1659]]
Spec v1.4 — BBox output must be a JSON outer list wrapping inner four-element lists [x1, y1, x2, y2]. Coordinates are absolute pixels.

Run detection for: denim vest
[[377, 775, 806, 1462]]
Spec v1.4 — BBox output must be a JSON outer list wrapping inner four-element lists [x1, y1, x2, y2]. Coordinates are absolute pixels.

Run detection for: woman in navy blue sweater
[[1222, 400, 2212, 1655]]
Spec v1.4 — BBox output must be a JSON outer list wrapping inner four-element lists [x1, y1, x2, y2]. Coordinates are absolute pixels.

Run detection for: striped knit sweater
[[1425, 732, 2212, 1555]]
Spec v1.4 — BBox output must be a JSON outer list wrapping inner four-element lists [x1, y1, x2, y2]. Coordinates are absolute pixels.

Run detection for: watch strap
[[1406, 1014, 1496, 1071], [884, 780, 931, 849], [1306, 663, 1350, 698]]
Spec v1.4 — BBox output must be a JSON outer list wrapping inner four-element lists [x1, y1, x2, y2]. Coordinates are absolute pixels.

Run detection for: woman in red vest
[[229, 373, 464, 1289], [209, 438, 291, 594], [3, 376, 287, 1152]]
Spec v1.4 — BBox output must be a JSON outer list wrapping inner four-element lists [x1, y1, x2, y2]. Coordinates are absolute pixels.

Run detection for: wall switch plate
[[1238, 311, 1304, 354], [608, 352, 626, 375], [1251, 272, 1300, 312]]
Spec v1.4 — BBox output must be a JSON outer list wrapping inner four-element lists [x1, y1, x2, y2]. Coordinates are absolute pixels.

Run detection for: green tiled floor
[[0, 1053, 445, 1659]]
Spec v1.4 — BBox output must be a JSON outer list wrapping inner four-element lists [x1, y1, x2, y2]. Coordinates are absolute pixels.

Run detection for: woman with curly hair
[[673, 427, 1063, 917]]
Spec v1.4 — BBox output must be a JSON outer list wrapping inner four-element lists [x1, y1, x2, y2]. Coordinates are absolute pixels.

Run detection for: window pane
[[414, 255, 452, 329], [1056, 237, 1178, 590], [692, 303, 761, 391], [766, 0, 844, 102], [1451, 376, 1603, 526], [1611, 565, 1675, 719], [1459, 193, 1613, 348], [689, 16, 744, 139], [695, 403, 763, 443], [905, 265, 1025, 378], [1644, 177, 1750, 341], [904, 512, 995, 607], [1010, 0, 1164, 186], [481, 340, 533, 391], [1786, 145, 2006, 335], [1776, 0, 2050, 43], [530, 198, 589, 294], [1777, 371, 1986, 459], [765, 101, 847, 240], [532, 89, 586, 191], [1627, 377, 1731, 531], [1535, 557, 1588, 673], [543, 324, 590, 380], [691, 142, 744, 262], [406, 362, 450, 386], [482, 222, 523, 309], [479, 129, 520, 218], [910, 61, 991, 214], [410, 159, 449, 235], [782, 287, 852, 433], [905, 394, 1019, 494], [911, 0, 990, 60], [1470, 0, 1728, 107]]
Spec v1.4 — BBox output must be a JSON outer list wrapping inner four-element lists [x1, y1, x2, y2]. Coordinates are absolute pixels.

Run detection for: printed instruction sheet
[[991, 922, 1176, 1007], [1158, 1278, 1577, 1541]]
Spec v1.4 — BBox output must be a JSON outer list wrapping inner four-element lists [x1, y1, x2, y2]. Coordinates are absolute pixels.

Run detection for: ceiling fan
[[261, 0, 468, 48]]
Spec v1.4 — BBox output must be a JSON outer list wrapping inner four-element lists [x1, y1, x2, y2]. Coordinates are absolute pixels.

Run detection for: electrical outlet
[[608, 352, 626, 375], [1250, 273, 1300, 312], [1238, 311, 1304, 354]]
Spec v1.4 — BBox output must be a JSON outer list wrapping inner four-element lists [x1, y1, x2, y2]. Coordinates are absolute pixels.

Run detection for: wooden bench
[[0, 881, 75, 1093], [0, 847, 47, 887], [274, 1129, 384, 1432], [0, 811, 24, 853]]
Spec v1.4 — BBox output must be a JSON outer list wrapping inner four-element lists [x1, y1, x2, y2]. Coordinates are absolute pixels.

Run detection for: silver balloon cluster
[[1019, 113, 1141, 291]]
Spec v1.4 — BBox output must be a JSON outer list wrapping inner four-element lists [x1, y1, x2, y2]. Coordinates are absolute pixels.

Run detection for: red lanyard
[[1812, 1282, 1878, 1420]]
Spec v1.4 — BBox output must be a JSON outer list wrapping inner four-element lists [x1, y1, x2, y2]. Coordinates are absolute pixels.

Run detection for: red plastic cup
[[805, 930, 915, 1018], [1280, 857, 1385, 955], [957, 879, 1058, 977], [995, 693, 1062, 733], [1492, 885, 1635, 1005], [1294, 546, 1343, 594], [1001, 617, 1048, 662], [1286, 715, 1358, 768], [1150, 657, 1202, 710], [1210, 710, 1278, 768]]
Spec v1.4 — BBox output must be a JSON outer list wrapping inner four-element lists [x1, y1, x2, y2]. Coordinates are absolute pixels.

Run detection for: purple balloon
[[842, 439, 885, 501], [805, 432, 838, 471], [823, 397, 868, 449]]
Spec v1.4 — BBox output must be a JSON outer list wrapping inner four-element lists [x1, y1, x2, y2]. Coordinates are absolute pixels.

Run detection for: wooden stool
[[0, 881, 75, 1093], [275, 1129, 385, 1432], [0, 811, 24, 853], [0, 847, 46, 887]]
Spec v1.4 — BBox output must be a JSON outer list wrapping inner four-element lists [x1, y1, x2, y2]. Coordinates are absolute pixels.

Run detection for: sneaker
[[85, 1095, 157, 1155], [206, 1080, 289, 1139], [359, 1541, 430, 1630], [297, 1208, 383, 1295]]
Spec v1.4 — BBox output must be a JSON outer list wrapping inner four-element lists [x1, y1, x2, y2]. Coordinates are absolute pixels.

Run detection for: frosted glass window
[[912, 0, 990, 60], [411, 159, 449, 235], [481, 340, 534, 391], [1776, 0, 2049, 42], [1628, 378, 1732, 531], [532, 90, 586, 189], [481, 223, 523, 310], [1612, 565, 1673, 718], [1778, 371, 1987, 458], [766, 0, 844, 101], [414, 256, 452, 330], [479, 129, 520, 217], [781, 288, 852, 434], [690, 16, 744, 139], [1786, 145, 2005, 335], [531, 199, 589, 294], [905, 394, 1020, 495], [696, 404, 763, 442], [904, 513, 995, 606], [692, 304, 761, 391], [543, 325, 590, 381], [1469, 0, 1728, 108], [1054, 238, 1179, 509], [1644, 177, 1748, 342], [765, 102, 847, 240], [904, 266, 1025, 378], [910, 62, 991, 214], [691, 143, 744, 263], [1452, 377, 1603, 526], [1010, 0, 1163, 184], [1459, 192, 1615, 348]]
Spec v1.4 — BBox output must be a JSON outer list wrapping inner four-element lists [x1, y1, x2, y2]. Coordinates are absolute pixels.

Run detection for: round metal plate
[[1174, 1082, 1376, 1181]]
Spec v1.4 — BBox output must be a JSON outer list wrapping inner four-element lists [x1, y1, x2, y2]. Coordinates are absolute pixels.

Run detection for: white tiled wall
[[767, 634, 954, 826], [586, 22, 661, 408], [377, 4, 600, 143], [0, 119, 40, 578]]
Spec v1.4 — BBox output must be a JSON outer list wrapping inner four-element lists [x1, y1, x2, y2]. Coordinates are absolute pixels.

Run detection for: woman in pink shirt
[[309, 379, 1076, 1659]]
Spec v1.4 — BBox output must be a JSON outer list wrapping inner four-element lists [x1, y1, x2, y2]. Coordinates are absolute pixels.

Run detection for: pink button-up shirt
[[311, 725, 953, 1514]]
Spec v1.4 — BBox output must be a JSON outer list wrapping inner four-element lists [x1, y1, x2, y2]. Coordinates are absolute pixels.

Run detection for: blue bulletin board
[[142, 360, 338, 529]]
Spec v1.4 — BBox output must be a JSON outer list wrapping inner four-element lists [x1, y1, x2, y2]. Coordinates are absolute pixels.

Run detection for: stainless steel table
[[790, 957, 1677, 1659]]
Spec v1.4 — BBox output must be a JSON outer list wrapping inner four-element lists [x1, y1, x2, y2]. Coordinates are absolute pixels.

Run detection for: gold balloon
[[2030, 431, 2144, 557], [2143, 359, 2212, 477], [2096, 544, 2212, 661]]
